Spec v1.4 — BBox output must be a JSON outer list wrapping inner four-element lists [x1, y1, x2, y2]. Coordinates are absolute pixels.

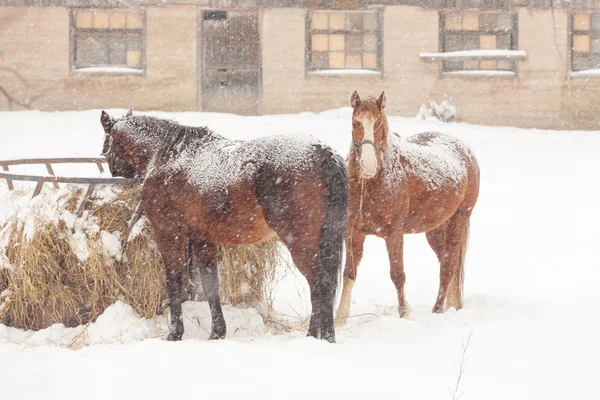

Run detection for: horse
[[100, 110, 348, 342], [335, 91, 480, 326]]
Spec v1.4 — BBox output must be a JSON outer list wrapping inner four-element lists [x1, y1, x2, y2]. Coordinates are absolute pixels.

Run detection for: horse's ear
[[350, 90, 361, 109], [125, 105, 133, 118], [377, 91, 387, 110], [100, 110, 115, 133]]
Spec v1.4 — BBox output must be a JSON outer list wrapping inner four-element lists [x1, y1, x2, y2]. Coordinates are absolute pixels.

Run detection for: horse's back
[[390, 131, 479, 233], [395, 131, 478, 190]]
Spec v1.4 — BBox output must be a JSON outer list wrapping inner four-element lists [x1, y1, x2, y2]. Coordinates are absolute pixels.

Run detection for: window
[[71, 9, 145, 73], [308, 10, 381, 72], [571, 13, 600, 72], [441, 12, 517, 72]]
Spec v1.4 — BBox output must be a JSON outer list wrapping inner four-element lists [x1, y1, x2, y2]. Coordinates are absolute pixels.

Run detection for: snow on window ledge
[[307, 69, 381, 77], [570, 69, 600, 78], [420, 50, 527, 62], [73, 67, 144, 75], [442, 70, 516, 78]]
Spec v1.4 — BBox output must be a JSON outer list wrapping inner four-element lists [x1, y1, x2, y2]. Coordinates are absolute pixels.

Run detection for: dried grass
[[0, 185, 280, 330]]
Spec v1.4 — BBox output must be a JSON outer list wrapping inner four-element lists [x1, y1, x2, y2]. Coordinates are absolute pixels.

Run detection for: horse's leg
[[191, 239, 226, 340], [432, 210, 469, 314], [425, 224, 445, 264], [153, 228, 188, 341], [335, 228, 367, 326], [256, 193, 339, 343], [385, 232, 409, 318]]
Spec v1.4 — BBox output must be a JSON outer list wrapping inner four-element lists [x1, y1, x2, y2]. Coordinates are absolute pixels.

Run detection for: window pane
[[363, 52, 377, 69], [127, 13, 143, 29], [592, 36, 600, 53], [111, 13, 127, 29], [127, 50, 142, 67], [109, 36, 127, 65], [496, 34, 511, 49], [463, 13, 479, 30], [574, 35, 591, 53], [573, 14, 591, 31], [312, 34, 329, 51], [346, 34, 362, 52], [76, 11, 93, 28], [445, 13, 462, 30], [480, 35, 497, 49], [497, 59, 514, 70], [480, 14, 497, 31], [363, 12, 378, 31], [76, 34, 108, 66], [312, 51, 329, 69], [329, 52, 345, 68], [572, 53, 591, 70], [463, 35, 479, 50], [347, 13, 362, 32], [127, 36, 142, 51], [363, 33, 377, 51], [592, 14, 600, 32], [463, 60, 479, 69], [346, 52, 362, 68], [329, 34, 345, 51], [312, 13, 328, 30], [93, 12, 109, 29], [480, 60, 497, 69], [443, 60, 463, 71], [329, 13, 345, 30], [444, 34, 463, 51], [590, 53, 600, 68], [496, 14, 513, 31]]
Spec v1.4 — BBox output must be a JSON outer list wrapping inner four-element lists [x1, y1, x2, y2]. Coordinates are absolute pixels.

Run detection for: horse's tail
[[315, 145, 348, 337], [449, 220, 469, 309]]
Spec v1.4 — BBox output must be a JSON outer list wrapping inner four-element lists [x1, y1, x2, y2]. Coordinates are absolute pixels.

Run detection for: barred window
[[71, 9, 145, 72], [441, 12, 517, 72], [571, 13, 600, 72], [308, 10, 381, 71]]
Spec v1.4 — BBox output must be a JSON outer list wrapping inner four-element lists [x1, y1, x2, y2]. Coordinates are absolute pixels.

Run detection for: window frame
[[69, 8, 147, 76], [437, 10, 520, 77], [569, 11, 600, 75], [305, 8, 383, 77]]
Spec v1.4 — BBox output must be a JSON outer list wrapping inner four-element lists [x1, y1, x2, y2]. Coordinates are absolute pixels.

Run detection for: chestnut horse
[[100, 110, 348, 342], [335, 91, 480, 325]]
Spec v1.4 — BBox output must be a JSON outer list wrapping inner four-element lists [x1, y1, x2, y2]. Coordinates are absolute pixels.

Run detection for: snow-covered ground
[[0, 108, 598, 399]]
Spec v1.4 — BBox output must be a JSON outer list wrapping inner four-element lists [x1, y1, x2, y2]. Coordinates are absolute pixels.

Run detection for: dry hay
[[0, 185, 280, 330]]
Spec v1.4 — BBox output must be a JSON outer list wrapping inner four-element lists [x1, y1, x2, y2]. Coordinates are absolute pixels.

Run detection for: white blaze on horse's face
[[356, 115, 378, 179]]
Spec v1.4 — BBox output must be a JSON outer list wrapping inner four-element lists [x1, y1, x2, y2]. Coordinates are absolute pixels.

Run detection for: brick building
[[1, 0, 599, 129]]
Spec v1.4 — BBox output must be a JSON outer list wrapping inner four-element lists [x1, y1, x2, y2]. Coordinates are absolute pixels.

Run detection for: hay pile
[[0, 185, 280, 330]]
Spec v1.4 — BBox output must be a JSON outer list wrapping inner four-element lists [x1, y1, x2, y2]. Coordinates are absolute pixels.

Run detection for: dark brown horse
[[100, 110, 348, 342], [336, 91, 480, 325]]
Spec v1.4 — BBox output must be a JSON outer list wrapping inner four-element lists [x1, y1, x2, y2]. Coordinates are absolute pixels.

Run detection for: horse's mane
[[126, 116, 217, 164]]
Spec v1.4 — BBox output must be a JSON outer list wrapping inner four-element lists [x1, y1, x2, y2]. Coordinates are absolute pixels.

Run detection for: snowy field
[[0, 108, 599, 399]]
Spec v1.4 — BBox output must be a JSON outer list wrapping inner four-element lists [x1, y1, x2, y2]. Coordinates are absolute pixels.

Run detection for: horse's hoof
[[166, 332, 183, 341], [432, 304, 444, 314], [398, 304, 411, 319], [208, 331, 226, 340], [208, 324, 226, 340], [334, 317, 348, 327]]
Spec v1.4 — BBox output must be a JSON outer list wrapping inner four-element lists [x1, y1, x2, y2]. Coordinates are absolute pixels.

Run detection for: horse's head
[[100, 106, 139, 179], [350, 90, 389, 179]]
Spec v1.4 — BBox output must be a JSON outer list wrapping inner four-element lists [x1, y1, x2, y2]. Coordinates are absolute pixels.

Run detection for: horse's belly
[[402, 186, 465, 233], [204, 187, 276, 245]]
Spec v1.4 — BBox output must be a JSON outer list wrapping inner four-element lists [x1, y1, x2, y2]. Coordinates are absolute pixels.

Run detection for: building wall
[[0, 6, 197, 112], [260, 8, 385, 114], [261, 6, 600, 130], [1, 5, 599, 130]]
